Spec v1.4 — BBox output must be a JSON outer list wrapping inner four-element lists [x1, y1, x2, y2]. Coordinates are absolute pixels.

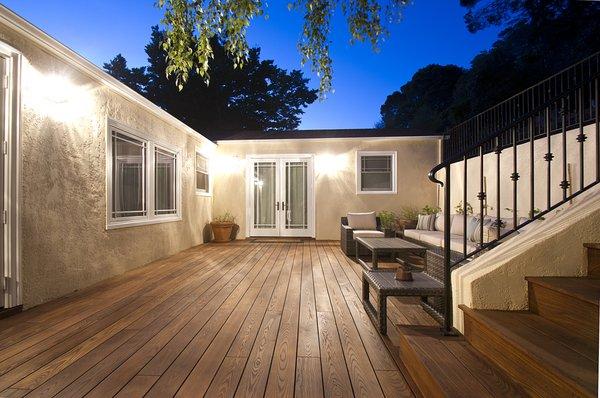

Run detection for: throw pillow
[[416, 214, 436, 231], [347, 212, 377, 230]]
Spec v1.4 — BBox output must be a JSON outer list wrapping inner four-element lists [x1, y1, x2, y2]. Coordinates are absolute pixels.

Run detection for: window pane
[[155, 148, 177, 215], [361, 155, 391, 172], [361, 172, 392, 190], [196, 171, 209, 191], [196, 153, 209, 193], [196, 153, 208, 172], [112, 132, 145, 218]]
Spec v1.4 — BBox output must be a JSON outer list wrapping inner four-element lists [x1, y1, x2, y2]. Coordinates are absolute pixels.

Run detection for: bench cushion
[[353, 230, 385, 239], [414, 230, 444, 247]]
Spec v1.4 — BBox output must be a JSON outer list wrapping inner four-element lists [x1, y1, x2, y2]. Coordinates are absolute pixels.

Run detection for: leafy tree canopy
[[379, 0, 600, 132], [378, 65, 465, 131], [104, 26, 317, 138], [156, 0, 409, 96]]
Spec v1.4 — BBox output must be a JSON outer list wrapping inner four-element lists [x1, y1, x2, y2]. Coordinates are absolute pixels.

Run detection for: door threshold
[[246, 237, 315, 243]]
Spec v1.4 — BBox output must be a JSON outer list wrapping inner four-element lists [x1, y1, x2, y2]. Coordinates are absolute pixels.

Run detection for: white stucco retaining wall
[[452, 184, 600, 332]]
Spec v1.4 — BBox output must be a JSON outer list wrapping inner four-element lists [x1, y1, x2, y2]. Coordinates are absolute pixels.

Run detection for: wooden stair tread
[[461, 306, 598, 396], [396, 325, 527, 397], [526, 276, 600, 305]]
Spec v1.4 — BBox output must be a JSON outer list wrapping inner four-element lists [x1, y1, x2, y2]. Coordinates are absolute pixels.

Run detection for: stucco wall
[[451, 184, 600, 332], [445, 124, 596, 219], [0, 25, 214, 308], [213, 137, 441, 240]]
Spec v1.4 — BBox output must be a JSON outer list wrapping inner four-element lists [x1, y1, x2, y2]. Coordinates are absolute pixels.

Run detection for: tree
[[451, 0, 600, 121], [156, 0, 410, 96], [104, 27, 317, 138], [378, 65, 465, 132], [103, 54, 149, 94]]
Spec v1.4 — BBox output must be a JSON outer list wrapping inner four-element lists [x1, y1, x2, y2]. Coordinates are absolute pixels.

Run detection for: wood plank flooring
[[0, 241, 437, 398]]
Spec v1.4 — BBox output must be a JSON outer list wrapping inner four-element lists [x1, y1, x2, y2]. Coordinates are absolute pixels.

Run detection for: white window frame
[[106, 119, 182, 229], [195, 148, 211, 196], [356, 150, 397, 194]]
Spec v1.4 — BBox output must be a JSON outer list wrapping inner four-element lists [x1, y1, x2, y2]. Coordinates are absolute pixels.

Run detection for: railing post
[[577, 87, 587, 190], [560, 98, 570, 200], [443, 164, 453, 335]]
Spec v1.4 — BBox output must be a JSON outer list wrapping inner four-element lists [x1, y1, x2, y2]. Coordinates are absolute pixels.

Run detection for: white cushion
[[434, 213, 453, 232], [450, 214, 469, 236], [347, 212, 377, 230], [403, 229, 420, 241], [353, 230, 385, 239], [415, 230, 444, 247], [449, 235, 478, 254]]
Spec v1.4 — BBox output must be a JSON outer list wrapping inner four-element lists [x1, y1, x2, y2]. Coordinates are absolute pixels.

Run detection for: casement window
[[356, 151, 397, 194], [196, 151, 210, 196], [107, 120, 181, 229], [155, 146, 177, 215]]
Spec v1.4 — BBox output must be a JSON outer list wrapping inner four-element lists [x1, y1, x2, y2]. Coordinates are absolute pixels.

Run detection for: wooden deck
[[0, 241, 438, 397]]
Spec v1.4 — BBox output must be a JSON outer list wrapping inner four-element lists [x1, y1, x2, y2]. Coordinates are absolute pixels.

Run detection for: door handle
[[276, 202, 280, 211], [282, 202, 287, 210]]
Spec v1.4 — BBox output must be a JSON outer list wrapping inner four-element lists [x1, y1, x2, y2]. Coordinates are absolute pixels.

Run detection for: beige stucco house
[[0, 6, 443, 310]]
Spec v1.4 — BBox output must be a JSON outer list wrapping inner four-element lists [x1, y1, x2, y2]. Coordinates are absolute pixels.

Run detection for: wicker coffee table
[[355, 237, 426, 272], [362, 270, 444, 334]]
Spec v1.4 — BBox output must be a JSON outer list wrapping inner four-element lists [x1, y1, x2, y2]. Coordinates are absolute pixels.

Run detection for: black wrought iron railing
[[429, 51, 600, 334]]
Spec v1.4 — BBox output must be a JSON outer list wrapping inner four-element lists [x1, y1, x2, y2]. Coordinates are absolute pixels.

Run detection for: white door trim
[[0, 41, 22, 308], [246, 154, 315, 238]]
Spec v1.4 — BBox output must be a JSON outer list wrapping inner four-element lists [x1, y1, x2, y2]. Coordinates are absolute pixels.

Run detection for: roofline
[[216, 135, 443, 144], [0, 5, 215, 147]]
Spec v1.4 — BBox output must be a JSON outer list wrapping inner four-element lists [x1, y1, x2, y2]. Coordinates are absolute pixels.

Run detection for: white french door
[[247, 155, 315, 237]]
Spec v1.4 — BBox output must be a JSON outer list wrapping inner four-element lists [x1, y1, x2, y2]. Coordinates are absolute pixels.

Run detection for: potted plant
[[211, 212, 236, 243], [398, 206, 419, 230], [378, 210, 397, 238]]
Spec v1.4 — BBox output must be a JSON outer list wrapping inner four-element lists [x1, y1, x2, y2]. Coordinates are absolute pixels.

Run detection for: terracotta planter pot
[[211, 222, 234, 243]]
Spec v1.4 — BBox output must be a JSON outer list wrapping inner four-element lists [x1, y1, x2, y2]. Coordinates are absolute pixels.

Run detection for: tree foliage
[[379, 0, 600, 131], [156, 0, 409, 96], [378, 65, 465, 131], [104, 26, 317, 138]]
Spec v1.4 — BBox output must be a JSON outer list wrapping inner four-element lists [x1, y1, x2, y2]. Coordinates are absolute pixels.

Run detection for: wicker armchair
[[340, 216, 382, 256]]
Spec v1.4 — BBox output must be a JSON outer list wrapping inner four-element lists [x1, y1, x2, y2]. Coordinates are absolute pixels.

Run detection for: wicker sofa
[[340, 215, 383, 256], [402, 212, 528, 321], [403, 213, 528, 255]]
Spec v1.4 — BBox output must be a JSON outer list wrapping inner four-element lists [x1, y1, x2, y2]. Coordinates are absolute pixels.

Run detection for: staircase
[[411, 52, 600, 397], [460, 243, 600, 397]]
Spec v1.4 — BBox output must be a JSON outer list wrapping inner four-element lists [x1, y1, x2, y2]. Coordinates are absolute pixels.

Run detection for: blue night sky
[[3, 0, 500, 129]]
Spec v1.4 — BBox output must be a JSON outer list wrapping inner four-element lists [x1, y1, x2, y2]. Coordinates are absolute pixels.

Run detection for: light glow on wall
[[315, 153, 347, 176], [24, 63, 95, 124], [212, 153, 246, 175]]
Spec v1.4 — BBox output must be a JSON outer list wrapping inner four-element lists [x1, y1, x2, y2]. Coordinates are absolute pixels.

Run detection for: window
[[356, 151, 397, 194], [107, 120, 181, 229], [196, 151, 210, 195], [111, 132, 147, 218], [155, 147, 177, 215]]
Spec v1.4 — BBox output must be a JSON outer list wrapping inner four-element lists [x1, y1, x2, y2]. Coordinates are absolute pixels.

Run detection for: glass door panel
[[282, 161, 308, 234], [280, 158, 313, 237], [250, 160, 279, 236]]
